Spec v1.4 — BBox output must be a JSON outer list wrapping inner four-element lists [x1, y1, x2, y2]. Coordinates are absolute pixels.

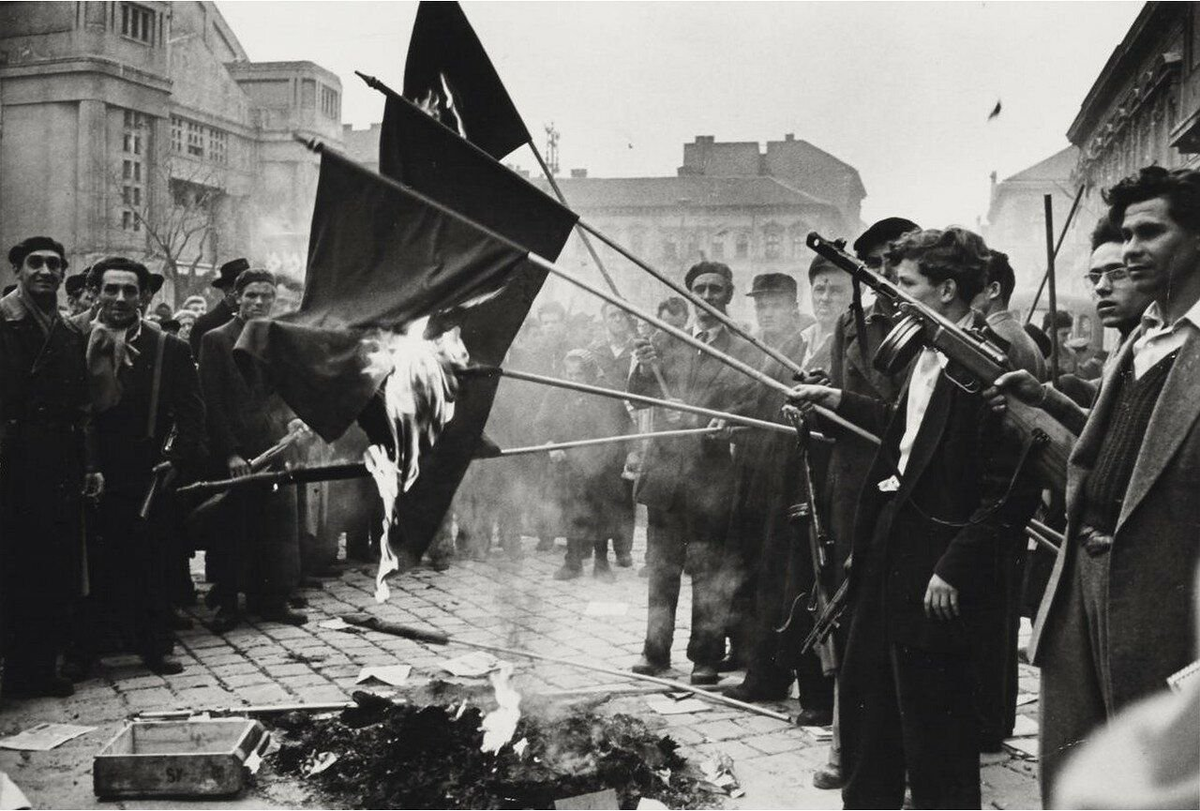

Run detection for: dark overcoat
[[823, 305, 902, 579], [0, 292, 90, 638], [189, 297, 233, 360], [841, 316, 1041, 654], [1030, 328, 1200, 706], [628, 326, 757, 528]]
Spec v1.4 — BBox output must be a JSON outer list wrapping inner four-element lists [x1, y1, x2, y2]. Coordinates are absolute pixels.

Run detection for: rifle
[[806, 232, 1076, 492], [137, 426, 178, 521], [800, 577, 849, 657], [783, 407, 838, 676]]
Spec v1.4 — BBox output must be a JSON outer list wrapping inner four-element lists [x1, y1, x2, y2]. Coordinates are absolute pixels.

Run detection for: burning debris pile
[[271, 690, 721, 809]]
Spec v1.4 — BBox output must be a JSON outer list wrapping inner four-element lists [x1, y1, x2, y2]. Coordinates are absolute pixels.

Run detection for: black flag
[[403, 1, 530, 160], [236, 148, 531, 441], [377, 93, 577, 561]]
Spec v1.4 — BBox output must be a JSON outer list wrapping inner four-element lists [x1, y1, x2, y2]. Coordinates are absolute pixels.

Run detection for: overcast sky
[[219, 1, 1141, 229]]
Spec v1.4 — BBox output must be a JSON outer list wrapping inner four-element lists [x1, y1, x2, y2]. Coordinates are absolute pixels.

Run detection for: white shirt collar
[[1140, 296, 1200, 334]]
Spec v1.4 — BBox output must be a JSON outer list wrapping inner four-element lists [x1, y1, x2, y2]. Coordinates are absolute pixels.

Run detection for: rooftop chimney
[[571, 168, 588, 178]]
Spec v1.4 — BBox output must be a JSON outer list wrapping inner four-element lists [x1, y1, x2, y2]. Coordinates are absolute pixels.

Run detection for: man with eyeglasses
[[990, 167, 1200, 804], [987, 217, 1156, 431], [0, 237, 100, 699]]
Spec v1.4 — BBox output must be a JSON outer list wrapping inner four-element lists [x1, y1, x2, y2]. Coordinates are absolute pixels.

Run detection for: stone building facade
[[0, 1, 344, 303], [1069, 2, 1200, 189], [538, 134, 866, 321]]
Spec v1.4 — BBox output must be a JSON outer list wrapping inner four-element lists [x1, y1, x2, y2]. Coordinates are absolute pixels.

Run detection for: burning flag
[[372, 94, 576, 577], [237, 149, 528, 442], [239, 103, 574, 594], [403, 1, 531, 160]]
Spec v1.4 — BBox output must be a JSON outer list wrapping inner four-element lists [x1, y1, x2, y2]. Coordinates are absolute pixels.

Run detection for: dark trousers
[[211, 484, 300, 611], [723, 506, 765, 663], [596, 479, 635, 558], [743, 514, 833, 711], [974, 536, 1026, 744], [840, 625, 981, 809], [1038, 551, 1111, 806], [564, 537, 604, 569], [643, 507, 725, 667], [76, 492, 171, 659]]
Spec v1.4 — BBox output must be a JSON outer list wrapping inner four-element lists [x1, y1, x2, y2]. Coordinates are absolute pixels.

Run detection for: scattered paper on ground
[[0, 772, 30, 810], [318, 618, 358, 632], [1005, 737, 1040, 759], [700, 754, 743, 798], [645, 696, 710, 715], [441, 651, 500, 678], [355, 665, 413, 686], [1010, 715, 1039, 738], [554, 787, 620, 809], [0, 723, 95, 751], [802, 726, 834, 741], [584, 602, 628, 617], [301, 751, 339, 778]]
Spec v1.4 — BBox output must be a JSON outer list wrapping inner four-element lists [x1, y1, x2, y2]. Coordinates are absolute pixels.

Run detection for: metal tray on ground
[[93, 718, 268, 798]]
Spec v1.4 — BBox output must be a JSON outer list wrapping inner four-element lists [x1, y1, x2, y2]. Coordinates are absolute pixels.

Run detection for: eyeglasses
[[1082, 267, 1129, 286], [24, 255, 63, 272]]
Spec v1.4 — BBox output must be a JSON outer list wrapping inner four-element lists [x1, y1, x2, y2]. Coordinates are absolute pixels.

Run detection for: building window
[[320, 85, 340, 119], [123, 160, 132, 180], [790, 227, 807, 259], [187, 121, 204, 158], [208, 128, 228, 164], [735, 233, 749, 259], [764, 226, 782, 260], [121, 3, 155, 44], [710, 238, 725, 259], [171, 116, 183, 153]]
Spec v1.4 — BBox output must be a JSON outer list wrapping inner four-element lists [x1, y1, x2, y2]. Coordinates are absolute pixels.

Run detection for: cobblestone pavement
[[0, 520, 1041, 809]]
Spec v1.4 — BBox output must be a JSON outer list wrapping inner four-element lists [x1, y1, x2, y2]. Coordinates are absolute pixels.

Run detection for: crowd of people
[[433, 166, 1200, 808], [1, 163, 1197, 809], [0, 251, 340, 694]]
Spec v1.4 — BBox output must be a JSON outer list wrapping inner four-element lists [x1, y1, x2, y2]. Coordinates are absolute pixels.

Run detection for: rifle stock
[[806, 232, 1075, 492], [787, 410, 839, 676]]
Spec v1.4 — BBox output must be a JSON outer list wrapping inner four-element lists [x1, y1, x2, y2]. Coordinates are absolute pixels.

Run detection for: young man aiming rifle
[[788, 227, 1042, 808]]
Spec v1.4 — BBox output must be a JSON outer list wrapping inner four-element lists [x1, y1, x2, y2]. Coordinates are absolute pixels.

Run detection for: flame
[[479, 662, 522, 754], [362, 317, 470, 601]]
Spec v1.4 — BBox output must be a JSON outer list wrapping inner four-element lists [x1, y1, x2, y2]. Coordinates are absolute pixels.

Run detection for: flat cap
[[747, 273, 798, 298]]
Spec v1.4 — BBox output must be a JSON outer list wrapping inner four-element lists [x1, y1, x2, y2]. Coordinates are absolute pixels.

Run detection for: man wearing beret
[[189, 257, 248, 360], [0, 237, 99, 698], [627, 261, 758, 685], [66, 258, 205, 678], [811, 216, 919, 790]]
